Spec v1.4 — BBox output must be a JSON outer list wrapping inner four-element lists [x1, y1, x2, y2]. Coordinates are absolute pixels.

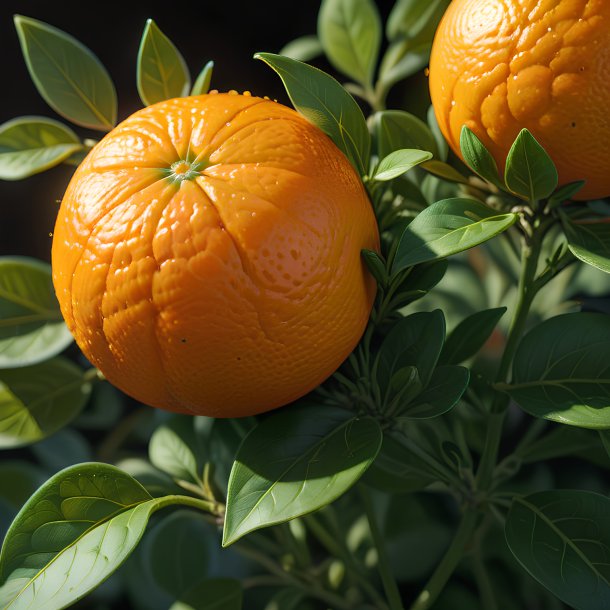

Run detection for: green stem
[[159, 494, 220, 515], [408, 510, 478, 610], [472, 516, 498, 610], [359, 487, 404, 610], [475, 230, 543, 489]]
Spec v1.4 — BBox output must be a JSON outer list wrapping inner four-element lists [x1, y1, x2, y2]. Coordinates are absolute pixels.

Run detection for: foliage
[[1, 2, 610, 610]]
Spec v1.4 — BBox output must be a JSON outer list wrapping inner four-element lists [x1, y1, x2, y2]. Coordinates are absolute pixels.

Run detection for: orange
[[52, 93, 379, 417], [429, 0, 610, 200]]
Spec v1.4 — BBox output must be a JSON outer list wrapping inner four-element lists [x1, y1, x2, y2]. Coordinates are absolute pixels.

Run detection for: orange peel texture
[[52, 94, 379, 417], [429, 0, 610, 200]]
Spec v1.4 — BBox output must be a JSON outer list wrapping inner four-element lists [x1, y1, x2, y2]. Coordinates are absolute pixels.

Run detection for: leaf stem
[[408, 510, 478, 610], [359, 486, 404, 610]]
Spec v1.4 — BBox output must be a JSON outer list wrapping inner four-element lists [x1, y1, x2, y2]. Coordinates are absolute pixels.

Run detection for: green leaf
[[0, 117, 82, 180], [318, 0, 381, 87], [372, 149, 432, 181], [377, 310, 445, 389], [600, 430, 610, 460], [222, 404, 382, 546], [149, 415, 203, 484], [144, 511, 212, 599], [421, 160, 469, 185], [548, 180, 586, 208], [14, 15, 117, 131], [563, 219, 610, 274], [427, 105, 448, 161], [459, 126, 502, 188], [392, 198, 517, 273], [0, 358, 92, 448], [507, 313, 610, 428], [401, 365, 469, 418], [361, 249, 387, 287], [387, 0, 451, 41], [0, 461, 45, 511], [0, 257, 73, 368], [31, 428, 92, 473], [255, 52, 370, 175], [440, 307, 507, 364], [0, 463, 170, 610], [279, 36, 323, 62], [363, 433, 435, 493], [505, 129, 558, 201], [170, 578, 243, 610], [375, 110, 438, 160], [137, 19, 191, 107], [190, 61, 214, 96], [505, 490, 610, 610]]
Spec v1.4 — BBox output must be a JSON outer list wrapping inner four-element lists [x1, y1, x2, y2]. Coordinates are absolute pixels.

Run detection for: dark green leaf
[[222, 404, 382, 546], [505, 490, 610, 610], [363, 434, 435, 492], [375, 110, 438, 160], [14, 15, 117, 131], [318, 0, 381, 87], [279, 36, 324, 62], [149, 415, 203, 484], [0, 117, 81, 180], [137, 19, 191, 106], [401, 365, 469, 418], [31, 428, 92, 473], [361, 249, 387, 287], [392, 198, 517, 272], [170, 578, 243, 610], [255, 52, 370, 175], [0, 358, 92, 448], [144, 511, 213, 599], [378, 42, 429, 92], [505, 129, 558, 201], [372, 149, 431, 181], [459, 126, 502, 188], [427, 105, 448, 161], [563, 219, 610, 274], [600, 430, 610, 460], [191, 61, 214, 96], [0, 463, 167, 610], [548, 180, 586, 208], [421, 160, 469, 185], [0, 461, 45, 511], [377, 310, 445, 389], [440, 307, 507, 364], [0, 257, 73, 368], [507, 313, 610, 428]]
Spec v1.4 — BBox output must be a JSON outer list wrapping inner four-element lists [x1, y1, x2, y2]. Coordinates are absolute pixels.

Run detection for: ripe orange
[[52, 93, 379, 417], [429, 0, 610, 200]]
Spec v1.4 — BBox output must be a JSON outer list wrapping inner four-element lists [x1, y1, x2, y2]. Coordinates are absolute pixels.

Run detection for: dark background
[[0, 0, 397, 263]]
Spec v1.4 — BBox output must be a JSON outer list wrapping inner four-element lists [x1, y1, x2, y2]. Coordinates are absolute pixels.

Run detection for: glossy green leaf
[[223, 404, 382, 546], [191, 61, 214, 96], [440, 307, 507, 364], [149, 415, 203, 484], [401, 365, 469, 418], [137, 19, 191, 106], [372, 149, 432, 181], [377, 310, 445, 390], [0, 463, 166, 610], [363, 434, 435, 493], [318, 0, 381, 87], [279, 36, 323, 62], [144, 511, 212, 599], [0, 117, 81, 180], [459, 126, 502, 188], [170, 578, 243, 610], [505, 129, 558, 201], [0, 358, 92, 448], [375, 109, 438, 160], [14, 15, 117, 131], [0, 257, 73, 368], [563, 219, 610, 274], [505, 490, 610, 610], [421, 160, 469, 185], [507, 313, 610, 428], [361, 249, 387, 287], [255, 53, 370, 175], [392, 198, 517, 272]]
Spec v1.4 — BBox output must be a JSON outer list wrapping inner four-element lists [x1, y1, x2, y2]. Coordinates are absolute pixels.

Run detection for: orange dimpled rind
[[429, 0, 610, 200], [52, 94, 379, 417]]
